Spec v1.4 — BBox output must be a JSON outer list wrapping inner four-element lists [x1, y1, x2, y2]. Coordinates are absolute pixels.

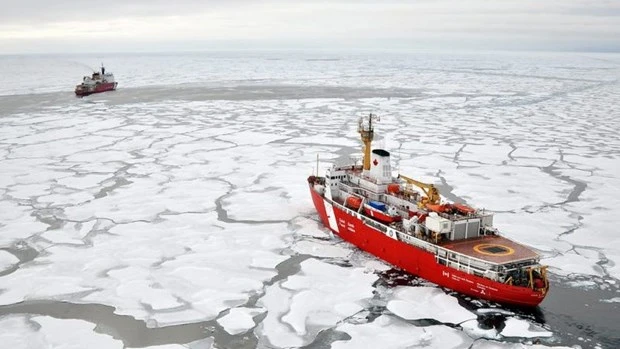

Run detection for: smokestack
[[370, 149, 391, 183]]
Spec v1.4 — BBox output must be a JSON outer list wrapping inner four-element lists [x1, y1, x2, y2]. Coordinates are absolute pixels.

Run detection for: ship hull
[[309, 184, 546, 307], [75, 82, 117, 97]]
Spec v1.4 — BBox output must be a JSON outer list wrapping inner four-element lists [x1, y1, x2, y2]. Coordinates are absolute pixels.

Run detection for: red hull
[[75, 82, 117, 97], [310, 185, 546, 307]]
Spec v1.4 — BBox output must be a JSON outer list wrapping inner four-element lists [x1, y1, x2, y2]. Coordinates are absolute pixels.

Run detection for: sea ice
[[471, 340, 572, 349], [40, 220, 97, 245], [56, 174, 112, 190], [0, 200, 48, 246], [460, 319, 500, 340], [216, 307, 264, 335], [544, 251, 605, 277], [0, 315, 123, 349], [290, 239, 353, 259], [500, 317, 553, 339], [257, 258, 376, 347], [0, 250, 19, 272], [127, 345, 189, 349], [1, 53, 619, 348], [222, 189, 299, 221], [216, 130, 289, 145], [601, 297, 620, 303], [0, 212, 290, 325], [386, 286, 476, 324], [332, 315, 473, 349]]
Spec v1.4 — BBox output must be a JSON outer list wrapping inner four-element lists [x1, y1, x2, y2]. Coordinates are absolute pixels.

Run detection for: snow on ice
[[386, 286, 476, 324], [332, 315, 473, 349], [0, 316, 123, 349], [257, 258, 376, 347]]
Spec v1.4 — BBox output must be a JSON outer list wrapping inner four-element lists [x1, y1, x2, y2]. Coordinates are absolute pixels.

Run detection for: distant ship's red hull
[[75, 82, 117, 97], [309, 185, 546, 307]]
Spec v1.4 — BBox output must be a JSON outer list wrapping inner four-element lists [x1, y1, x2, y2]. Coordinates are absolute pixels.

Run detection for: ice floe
[[386, 286, 476, 324], [257, 258, 376, 347], [0, 200, 48, 246], [500, 317, 553, 339], [0, 250, 19, 272], [0, 212, 290, 327], [216, 307, 264, 335], [471, 340, 572, 349], [0, 315, 123, 349], [332, 315, 473, 349]]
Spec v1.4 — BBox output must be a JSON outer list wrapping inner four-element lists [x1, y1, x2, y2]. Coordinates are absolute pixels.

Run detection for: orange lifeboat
[[426, 203, 450, 213], [453, 203, 475, 215], [346, 196, 362, 210], [387, 183, 400, 194]]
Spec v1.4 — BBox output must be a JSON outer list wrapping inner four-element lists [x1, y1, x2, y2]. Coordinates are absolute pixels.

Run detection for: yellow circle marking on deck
[[473, 243, 515, 256]]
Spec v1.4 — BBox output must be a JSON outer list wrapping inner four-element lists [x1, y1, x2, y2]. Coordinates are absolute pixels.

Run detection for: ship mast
[[358, 113, 379, 171]]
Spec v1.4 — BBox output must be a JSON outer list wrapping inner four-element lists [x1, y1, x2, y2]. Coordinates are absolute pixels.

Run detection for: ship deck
[[440, 235, 539, 265]]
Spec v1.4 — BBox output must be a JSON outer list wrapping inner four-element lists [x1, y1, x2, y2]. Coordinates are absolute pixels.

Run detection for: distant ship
[[307, 114, 549, 307], [75, 65, 117, 97]]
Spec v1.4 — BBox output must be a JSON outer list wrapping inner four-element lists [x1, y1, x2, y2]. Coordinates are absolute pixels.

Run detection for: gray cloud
[[4, 0, 619, 24], [0, 0, 241, 23]]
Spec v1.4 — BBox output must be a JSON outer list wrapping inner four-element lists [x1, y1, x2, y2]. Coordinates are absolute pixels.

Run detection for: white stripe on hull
[[323, 199, 339, 233]]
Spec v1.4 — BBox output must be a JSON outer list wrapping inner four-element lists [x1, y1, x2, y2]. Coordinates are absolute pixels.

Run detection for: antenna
[[316, 153, 319, 176], [397, 142, 401, 175]]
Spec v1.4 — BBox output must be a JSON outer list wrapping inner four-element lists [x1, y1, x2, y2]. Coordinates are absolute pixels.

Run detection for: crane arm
[[397, 174, 441, 205]]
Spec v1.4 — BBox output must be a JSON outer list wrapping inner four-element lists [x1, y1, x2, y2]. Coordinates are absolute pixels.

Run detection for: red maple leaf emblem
[[373, 159, 379, 166]]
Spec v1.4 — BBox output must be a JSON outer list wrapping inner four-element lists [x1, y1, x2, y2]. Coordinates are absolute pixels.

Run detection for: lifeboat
[[453, 203, 475, 215], [426, 203, 451, 213], [387, 183, 400, 194], [363, 201, 401, 224], [345, 196, 362, 210]]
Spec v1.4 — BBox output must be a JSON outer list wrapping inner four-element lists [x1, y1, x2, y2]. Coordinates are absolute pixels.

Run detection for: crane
[[397, 174, 441, 206]]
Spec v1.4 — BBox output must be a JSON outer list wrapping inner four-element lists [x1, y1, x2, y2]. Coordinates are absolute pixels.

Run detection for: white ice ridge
[[257, 258, 377, 348], [0, 315, 123, 349]]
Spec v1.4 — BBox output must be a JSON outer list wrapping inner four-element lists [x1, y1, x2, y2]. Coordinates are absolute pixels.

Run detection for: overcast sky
[[1, 0, 619, 54]]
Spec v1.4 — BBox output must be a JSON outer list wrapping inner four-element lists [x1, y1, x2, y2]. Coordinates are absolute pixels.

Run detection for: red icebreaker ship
[[75, 65, 117, 97], [307, 114, 549, 307]]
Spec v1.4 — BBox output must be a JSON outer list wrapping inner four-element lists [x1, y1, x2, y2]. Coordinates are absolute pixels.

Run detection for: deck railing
[[327, 186, 539, 283]]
